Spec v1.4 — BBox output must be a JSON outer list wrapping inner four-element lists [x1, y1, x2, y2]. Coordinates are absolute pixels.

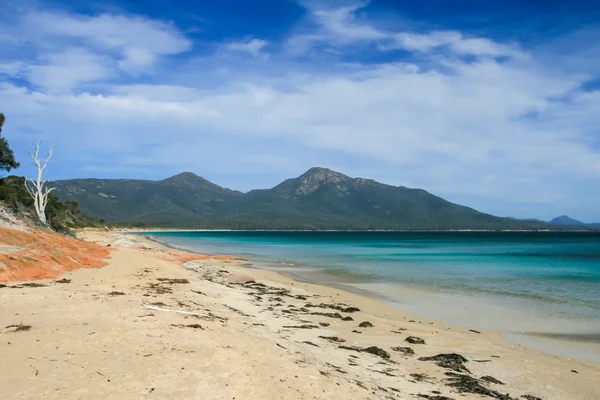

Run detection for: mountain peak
[[549, 215, 585, 226], [286, 167, 350, 196], [168, 171, 200, 178], [160, 172, 216, 188], [301, 167, 348, 179], [162, 172, 203, 182], [159, 172, 242, 195]]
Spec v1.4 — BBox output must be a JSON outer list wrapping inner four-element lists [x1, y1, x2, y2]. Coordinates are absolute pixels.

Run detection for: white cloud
[[224, 38, 269, 57], [290, 1, 524, 59], [311, 4, 385, 42], [0, 9, 192, 93], [26, 48, 110, 92], [288, 1, 383, 54], [21, 11, 192, 72], [0, 62, 25, 76], [389, 31, 525, 58]]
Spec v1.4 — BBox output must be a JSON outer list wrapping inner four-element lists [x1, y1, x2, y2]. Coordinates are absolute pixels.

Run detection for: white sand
[[0, 230, 598, 399]]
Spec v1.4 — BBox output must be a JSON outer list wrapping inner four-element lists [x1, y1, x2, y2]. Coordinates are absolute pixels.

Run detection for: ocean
[[146, 230, 600, 362]]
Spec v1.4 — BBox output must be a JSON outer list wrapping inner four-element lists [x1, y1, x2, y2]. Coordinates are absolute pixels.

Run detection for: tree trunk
[[24, 142, 54, 224]]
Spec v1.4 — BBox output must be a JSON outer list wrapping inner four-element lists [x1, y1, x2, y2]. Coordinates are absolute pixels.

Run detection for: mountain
[[52, 173, 241, 226], [549, 215, 600, 227], [549, 215, 586, 226], [52, 167, 560, 230]]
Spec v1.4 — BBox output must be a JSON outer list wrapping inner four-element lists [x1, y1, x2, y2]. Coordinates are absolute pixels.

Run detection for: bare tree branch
[[24, 141, 55, 224]]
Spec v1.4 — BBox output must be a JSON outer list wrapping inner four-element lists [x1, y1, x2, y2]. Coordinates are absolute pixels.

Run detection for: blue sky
[[1, 0, 600, 222]]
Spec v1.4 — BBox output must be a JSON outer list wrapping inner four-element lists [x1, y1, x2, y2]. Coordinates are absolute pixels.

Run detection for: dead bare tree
[[24, 142, 55, 224]]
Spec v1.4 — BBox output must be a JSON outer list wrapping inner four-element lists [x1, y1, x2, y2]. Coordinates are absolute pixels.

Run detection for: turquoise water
[[148, 231, 600, 332]]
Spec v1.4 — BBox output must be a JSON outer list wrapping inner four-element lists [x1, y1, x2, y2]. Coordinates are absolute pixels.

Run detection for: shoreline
[[142, 231, 600, 365], [1, 228, 599, 399], [125, 231, 600, 399], [122, 228, 600, 233]]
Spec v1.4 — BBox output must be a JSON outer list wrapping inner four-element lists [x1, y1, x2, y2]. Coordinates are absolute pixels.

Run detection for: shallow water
[[147, 230, 600, 363]]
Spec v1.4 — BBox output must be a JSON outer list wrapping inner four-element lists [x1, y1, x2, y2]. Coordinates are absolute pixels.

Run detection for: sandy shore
[[1, 230, 598, 399]]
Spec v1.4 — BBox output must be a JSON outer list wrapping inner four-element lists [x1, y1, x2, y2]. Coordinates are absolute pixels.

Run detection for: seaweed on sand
[[419, 353, 470, 373], [392, 346, 415, 356], [405, 336, 426, 344], [5, 324, 32, 332], [445, 372, 513, 399]]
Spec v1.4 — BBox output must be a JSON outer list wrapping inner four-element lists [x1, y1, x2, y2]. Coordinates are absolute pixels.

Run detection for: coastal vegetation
[[0, 112, 101, 232], [0, 175, 102, 232], [0, 113, 19, 173]]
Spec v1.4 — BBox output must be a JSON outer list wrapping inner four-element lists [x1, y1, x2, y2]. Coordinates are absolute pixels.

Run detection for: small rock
[[358, 321, 374, 328]]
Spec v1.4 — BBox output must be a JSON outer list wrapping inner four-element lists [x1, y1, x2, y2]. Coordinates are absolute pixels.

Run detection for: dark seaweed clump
[[445, 372, 512, 399], [405, 336, 426, 344], [392, 346, 415, 356], [6, 324, 32, 332], [338, 345, 390, 360], [419, 353, 470, 373]]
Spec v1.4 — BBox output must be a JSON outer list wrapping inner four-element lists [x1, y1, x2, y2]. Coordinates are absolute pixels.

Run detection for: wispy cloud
[[26, 48, 110, 92], [287, 1, 383, 54], [388, 31, 526, 58], [224, 38, 269, 58], [289, 0, 524, 60]]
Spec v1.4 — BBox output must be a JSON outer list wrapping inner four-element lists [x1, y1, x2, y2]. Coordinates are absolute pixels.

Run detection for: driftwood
[[142, 304, 210, 318]]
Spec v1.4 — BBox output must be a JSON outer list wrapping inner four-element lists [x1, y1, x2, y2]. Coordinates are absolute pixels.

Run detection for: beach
[[1, 229, 599, 399]]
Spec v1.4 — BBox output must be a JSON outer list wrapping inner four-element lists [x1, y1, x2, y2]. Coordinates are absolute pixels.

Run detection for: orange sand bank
[[161, 252, 246, 263], [0, 228, 111, 282]]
